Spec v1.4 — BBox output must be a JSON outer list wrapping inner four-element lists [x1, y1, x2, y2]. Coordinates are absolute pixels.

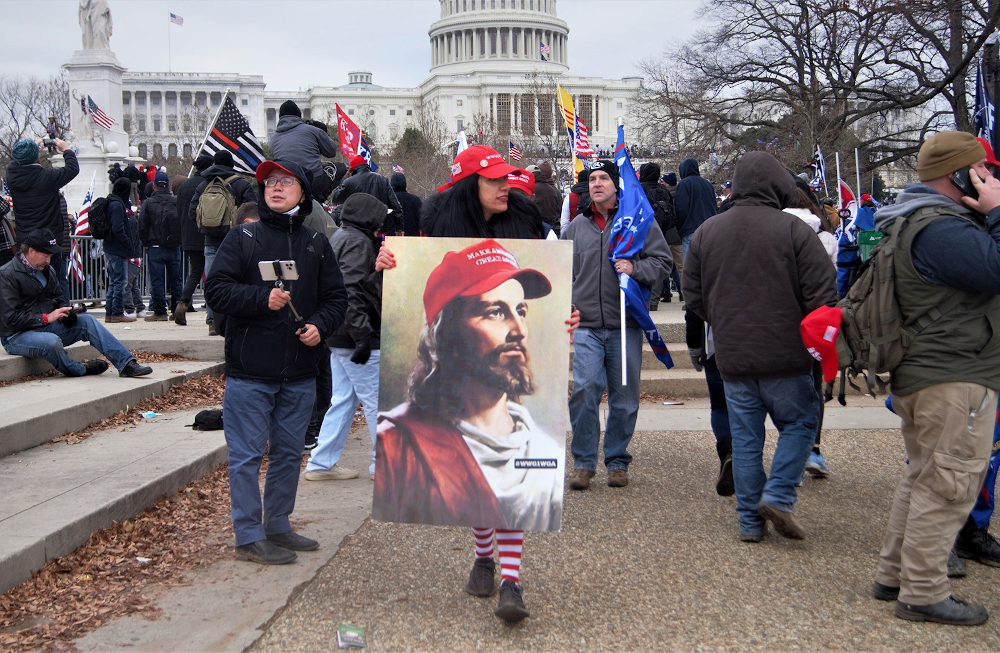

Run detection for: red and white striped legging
[[472, 527, 524, 584]]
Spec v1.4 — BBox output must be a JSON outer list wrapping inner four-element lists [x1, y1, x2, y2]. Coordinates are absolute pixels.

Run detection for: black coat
[[332, 167, 403, 234], [102, 194, 140, 259], [6, 150, 80, 242], [176, 173, 206, 251], [395, 189, 423, 237], [0, 255, 66, 337], [189, 165, 257, 243], [138, 189, 179, 248], [327, 194, 384, 350], [203, 191, 348, 383]]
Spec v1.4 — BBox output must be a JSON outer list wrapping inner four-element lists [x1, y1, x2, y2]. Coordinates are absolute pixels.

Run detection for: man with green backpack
[[867, 131, 1000, 626], [189, 150, 256, 335]]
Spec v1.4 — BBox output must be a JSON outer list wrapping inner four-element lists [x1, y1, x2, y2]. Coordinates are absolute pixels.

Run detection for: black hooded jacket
[[390, 173, 423, 236], [639, 162, 676, 233], [204, 183, 348, 383], [327, 193, 384, 350], [674, 158, 717, 239], [332, 166, 403, 234], [6, 149, 79, 242], [176, 171, 207, 251]]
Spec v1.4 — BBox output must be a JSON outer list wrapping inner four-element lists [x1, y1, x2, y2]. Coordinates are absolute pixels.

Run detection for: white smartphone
[[258, 260, 299, 281]]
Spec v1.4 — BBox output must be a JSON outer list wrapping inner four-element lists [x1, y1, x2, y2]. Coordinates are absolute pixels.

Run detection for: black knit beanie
[[590, 159, 620, 188], [279, 100, 302, 118]]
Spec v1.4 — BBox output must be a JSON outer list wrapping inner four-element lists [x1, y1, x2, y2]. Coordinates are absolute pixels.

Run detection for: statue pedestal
[[62, 49, 132, 212]]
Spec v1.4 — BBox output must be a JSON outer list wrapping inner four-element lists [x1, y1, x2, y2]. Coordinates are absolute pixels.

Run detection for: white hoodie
[[784, 207, 837, 267]]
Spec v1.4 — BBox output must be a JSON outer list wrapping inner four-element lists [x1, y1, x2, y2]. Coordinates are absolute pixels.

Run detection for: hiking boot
[[608, 468, 629, 487], [465, 557, 496, 597], [105, 314, 136, 323], [805, 451, 830, 478], [173, 301, 188, 326], [144, 313, 168, 321], [494, 580, 529, 623], [266, 530, 319, 551], [83, 359, 109, 376], [304, 465, 359, 481], [873, 582, 900, 601], [739, 524, 767, 543], [955, 524, 1000, 568], [716, 455, 734, 496], [120, 360, 153, 378], [757, 502, 805, 540], [894, 595, 988, 626], [235, 540, 297, 565], [569, 468, 595, 490], [947, 549, 967, 578]]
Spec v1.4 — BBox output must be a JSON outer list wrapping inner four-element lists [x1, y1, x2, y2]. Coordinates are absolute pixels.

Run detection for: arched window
[[137, 143, 147, 159], [168, 143, 178, 158], [183, 143, 193, 158], [153, 143, 163, 158]]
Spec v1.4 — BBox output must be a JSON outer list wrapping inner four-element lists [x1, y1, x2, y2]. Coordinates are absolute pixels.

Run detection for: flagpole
[[619, 116, 627, 387], [188, 87, 231, 177], [835, 152, 842, 210], [167, 15, 172, 73], [855, 148, 862, 202]]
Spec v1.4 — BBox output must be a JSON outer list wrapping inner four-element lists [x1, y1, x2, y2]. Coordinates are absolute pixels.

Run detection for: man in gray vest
[[872, 131, 1000, 626]]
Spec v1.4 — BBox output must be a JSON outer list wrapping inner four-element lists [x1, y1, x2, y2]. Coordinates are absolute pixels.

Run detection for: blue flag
[[608, 124, 674, 369], [975, 61, 994, 151], [358, 136, 378, 172]]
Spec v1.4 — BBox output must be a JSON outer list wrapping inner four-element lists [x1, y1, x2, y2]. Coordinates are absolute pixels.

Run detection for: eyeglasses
[[264, 177, 297, 187]]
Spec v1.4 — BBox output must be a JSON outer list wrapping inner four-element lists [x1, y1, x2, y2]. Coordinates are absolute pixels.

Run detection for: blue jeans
[[1, 314, 135, 375], [146, 246, 182, 314], [124, 261, 144, 314], [724, 373, 819, 535], [704, 355, 732, 458], [105, 254, 127, 316], [682, 234, 692, 263], [569, 327, 642, 471], [223, 376, 316, 547], [204, 244, 218, 322], [306, 348, 379, 475]]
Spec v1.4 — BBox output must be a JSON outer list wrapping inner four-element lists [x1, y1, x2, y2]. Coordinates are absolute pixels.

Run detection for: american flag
[[196, 97, 265, 174], [540, 42, 550, 60], [69, 172, 96, 283], [1, 177, 9, 198], [392, 163, 404, 174], [508, 140, 522, 161], [574, 117, 596, 159], [87, 96, 115, 130], [169, 12, 184, 26]]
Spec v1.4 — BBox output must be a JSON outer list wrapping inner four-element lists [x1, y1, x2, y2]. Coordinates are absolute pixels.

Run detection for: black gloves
[[688, 347, 705, 372], [60, 311, 78, 328], [350, 337, 372, 365]]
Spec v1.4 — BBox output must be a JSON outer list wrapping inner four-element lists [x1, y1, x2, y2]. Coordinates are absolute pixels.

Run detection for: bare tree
[[0, 73, 69, 169], [389, 97, 452, 196]]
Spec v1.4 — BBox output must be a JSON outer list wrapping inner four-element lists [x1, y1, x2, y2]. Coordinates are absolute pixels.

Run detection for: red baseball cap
[[800, 305, 842, 383], [349, 154, 368, 170], [437, 145, 520, 192], [255, 160, 302, 185], [423, 239, 551, 325], [976, 137, 1000, 167], [507, 169, 535, 196]]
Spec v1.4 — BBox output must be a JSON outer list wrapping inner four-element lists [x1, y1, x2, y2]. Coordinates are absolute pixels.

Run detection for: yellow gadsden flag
[[556, 86, 584, 175]]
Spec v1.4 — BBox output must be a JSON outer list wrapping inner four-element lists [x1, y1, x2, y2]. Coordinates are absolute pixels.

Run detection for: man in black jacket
[[5, 138, 79, 302], [639, 162, 675, 310], [390, 173, 422, 236], [138, 172, 182, 320], [173, 154, 213, 325], [332, 155, 402, 235], [305, 193, 384, 482], [205, 159, 347, 566], [675, 158, 717, 260], [104, 178, 140, 323], [190, 150, 257, 335], [0, 229, 151, 378]]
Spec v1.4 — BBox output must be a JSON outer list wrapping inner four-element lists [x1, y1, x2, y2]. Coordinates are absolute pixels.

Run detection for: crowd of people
[[3, 115, 1000, 629]]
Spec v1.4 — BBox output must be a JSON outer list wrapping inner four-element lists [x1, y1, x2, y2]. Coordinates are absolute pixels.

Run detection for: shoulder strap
[[239, 221, 258, 279]]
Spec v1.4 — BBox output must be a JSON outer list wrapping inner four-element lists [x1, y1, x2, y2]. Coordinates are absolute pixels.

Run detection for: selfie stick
[[272, 279, 307, 332]]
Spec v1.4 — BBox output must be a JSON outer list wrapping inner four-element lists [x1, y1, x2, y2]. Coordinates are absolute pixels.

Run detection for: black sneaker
[[955, 524, 1000, 568], [465, 557, 496, 597], [266, 530, 319, 551], [947, 549, 967, 578], [494, 580, 529, 622], [716, 455, 734, 496], [873, 582, 900, 601], [84, 359, 109, 376], [235, 540, 297, 565], [119, 360, 153, 378], [895, 595, 988, 626]]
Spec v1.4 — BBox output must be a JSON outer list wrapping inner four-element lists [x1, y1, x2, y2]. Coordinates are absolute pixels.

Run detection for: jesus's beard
[[461, 342, 535, 399]]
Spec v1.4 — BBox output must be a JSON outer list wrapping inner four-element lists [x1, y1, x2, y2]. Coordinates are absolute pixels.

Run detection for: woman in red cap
[[375, 144, 578, 623]]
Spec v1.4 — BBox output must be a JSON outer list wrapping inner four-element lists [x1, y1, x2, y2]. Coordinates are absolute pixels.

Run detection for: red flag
[[335, 104, 362, 158], [838, 180, 856, 212]]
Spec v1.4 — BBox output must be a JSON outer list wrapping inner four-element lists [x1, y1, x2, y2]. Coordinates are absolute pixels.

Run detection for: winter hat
[[390, 172, 407, 191], [525, 164, 541, 176], [143, 182, 153, 197], [154, 171, 169, 187], [213, 150, 234, 167], [112, 177, 132, 200], [279, 100, 302, 118], [662, 172, 677, 186], [194, 154, 214, 172], [539, 161, 554, 182], [422, 239, 551, 325], [800, 305, 842, 383], [12, 139, 39, 165], [349, 154, 368, 170], [577, 169, 590, 184], [589, 159, 620, 188], [917, 131, 986, 181], [507, 169, 535, 196]]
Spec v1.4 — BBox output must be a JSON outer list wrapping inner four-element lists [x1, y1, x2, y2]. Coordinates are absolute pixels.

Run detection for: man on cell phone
[[870, 131, 1000, 626], [204, 160, 347, 567]]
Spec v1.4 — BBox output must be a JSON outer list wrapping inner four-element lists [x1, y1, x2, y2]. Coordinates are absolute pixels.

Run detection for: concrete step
[[0, 407, 227, 595], [0, 361, 224, 458], [570, 344, 691, 371], [638, 368, 710, 397], [0, 343, 97, 382]]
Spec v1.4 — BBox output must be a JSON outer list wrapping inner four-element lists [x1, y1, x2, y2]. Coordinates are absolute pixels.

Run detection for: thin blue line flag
[[609, 123, 674, 369], [975, 60, 994, 151]]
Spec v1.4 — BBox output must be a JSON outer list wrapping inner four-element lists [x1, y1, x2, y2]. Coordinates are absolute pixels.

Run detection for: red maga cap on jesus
[[800, 305, 842, 383], [422, 239, 551, 325]]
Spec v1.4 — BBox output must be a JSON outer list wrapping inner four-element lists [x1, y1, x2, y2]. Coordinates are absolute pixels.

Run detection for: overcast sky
[[5, 0, 703, 90]]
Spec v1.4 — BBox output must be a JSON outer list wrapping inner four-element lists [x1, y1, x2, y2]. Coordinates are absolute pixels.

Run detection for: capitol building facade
[[117, 0, 641, 163]]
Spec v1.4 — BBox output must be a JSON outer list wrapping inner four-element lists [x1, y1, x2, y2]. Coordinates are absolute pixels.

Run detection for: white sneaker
[[304, 464, 359, 481], [124, 311, 136, 319], [136, 310, 150, 318]]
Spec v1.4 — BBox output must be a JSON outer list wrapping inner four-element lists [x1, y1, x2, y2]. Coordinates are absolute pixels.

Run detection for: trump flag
[[335, 104, 378, 171], [609, 123, 673, 369]]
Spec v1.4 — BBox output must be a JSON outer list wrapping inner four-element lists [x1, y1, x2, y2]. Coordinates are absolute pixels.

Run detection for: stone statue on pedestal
[[78, 0, 113, 50]]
